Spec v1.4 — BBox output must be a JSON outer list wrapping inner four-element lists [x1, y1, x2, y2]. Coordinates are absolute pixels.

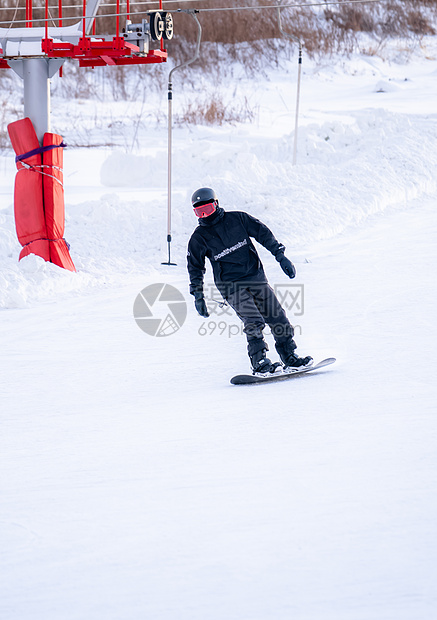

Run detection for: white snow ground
[[1, 37, 437, 619]]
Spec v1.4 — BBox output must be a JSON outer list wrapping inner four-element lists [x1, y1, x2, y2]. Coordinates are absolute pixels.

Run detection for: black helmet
[[191, 187, 219, 208]]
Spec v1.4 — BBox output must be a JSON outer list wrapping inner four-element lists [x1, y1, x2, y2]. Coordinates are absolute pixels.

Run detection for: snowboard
[[230, 357, 336, 385]]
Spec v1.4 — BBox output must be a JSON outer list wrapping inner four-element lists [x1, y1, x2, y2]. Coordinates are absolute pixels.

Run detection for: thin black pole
[[277, 0, 303, 165], [162, 10, 202, 266]]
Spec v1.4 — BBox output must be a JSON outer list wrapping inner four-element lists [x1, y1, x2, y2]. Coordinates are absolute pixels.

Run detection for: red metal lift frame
[[39, 0, 167, 67]]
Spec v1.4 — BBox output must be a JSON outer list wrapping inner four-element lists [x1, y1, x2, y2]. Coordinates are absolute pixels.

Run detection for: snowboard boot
[[275, 339, 313, 369], [248, 338, 281, 375], [250, 349, 282, 375], [283, 351, 313, 369]]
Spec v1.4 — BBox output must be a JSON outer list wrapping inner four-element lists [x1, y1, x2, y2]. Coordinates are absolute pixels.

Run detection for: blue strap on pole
[[15, 141, 67, 163]]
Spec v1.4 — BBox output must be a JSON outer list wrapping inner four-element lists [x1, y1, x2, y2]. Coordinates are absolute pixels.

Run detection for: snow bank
[[97, 107, 437, 245], [1, 108, 436, 310], [257, 109, 437, 243], [0, 193, 163, 309]]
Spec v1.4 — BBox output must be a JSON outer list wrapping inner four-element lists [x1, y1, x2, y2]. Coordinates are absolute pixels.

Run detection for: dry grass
[[1, 0, 436, 44], [168, 0, 437, 60], [1, 1, 436, 60], [177, 93, 256, 126]]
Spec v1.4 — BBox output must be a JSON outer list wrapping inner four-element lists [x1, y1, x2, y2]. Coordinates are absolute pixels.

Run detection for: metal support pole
[[23, 59, 50, 143], [9, 58, 64, 144], [163, 10, 202, 266], [277, 1, 303, 166]]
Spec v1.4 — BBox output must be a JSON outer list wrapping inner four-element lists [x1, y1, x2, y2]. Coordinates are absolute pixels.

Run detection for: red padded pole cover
[[7, 118, 50, 261], [43, 132, 65, 239], [43, 132, 76, 272]]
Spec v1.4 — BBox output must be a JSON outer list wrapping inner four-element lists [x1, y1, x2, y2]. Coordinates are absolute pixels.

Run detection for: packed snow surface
[[1, 38, 437, 619]]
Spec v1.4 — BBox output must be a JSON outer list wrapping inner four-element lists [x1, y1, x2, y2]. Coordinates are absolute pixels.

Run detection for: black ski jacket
[[187, 207, 286, 298]]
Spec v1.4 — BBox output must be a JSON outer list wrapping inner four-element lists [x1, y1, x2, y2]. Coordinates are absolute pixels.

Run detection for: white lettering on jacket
[[213, 238, 248, 261]]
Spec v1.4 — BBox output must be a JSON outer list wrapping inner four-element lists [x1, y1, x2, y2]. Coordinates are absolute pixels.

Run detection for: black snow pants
[[225, 279, 297, 361]]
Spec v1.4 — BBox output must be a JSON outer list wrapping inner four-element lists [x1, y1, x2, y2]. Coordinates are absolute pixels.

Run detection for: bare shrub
[[0, 73, 20, 148], [171, 0, 437, 58], [53, 61, 100, 99], [324, 7, 375, 33], [177, 93, 256, 126], [165, 0, 279, 44], [324, 1, 437, 40], [407, 10, 436, 35]]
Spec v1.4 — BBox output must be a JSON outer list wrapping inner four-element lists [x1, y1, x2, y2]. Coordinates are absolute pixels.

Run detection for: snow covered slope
[[1, 39, 436, 620]]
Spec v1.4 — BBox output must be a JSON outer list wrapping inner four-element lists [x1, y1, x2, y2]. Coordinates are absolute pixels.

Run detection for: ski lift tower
[[0, 1, 173, 270], [0, 0, 173, 141]]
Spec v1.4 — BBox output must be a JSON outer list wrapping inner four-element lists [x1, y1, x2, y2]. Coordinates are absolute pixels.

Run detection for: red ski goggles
[[193, 201, 217, 218]]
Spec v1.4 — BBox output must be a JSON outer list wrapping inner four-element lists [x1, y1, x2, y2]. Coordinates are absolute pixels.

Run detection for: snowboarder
[[187, 187, 313, 374]]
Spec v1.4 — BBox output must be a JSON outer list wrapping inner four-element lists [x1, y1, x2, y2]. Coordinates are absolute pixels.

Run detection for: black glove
[[278, 254, 296, 279], [194, 293, 209, 318]]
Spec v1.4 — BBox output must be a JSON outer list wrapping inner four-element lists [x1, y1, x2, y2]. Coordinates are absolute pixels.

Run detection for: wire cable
[[177, 0, 385, 13]]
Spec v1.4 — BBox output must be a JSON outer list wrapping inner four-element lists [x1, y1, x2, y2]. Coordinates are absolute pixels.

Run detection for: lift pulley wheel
[[161, 12, 174, 41], [149, 12, 164, 41]]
